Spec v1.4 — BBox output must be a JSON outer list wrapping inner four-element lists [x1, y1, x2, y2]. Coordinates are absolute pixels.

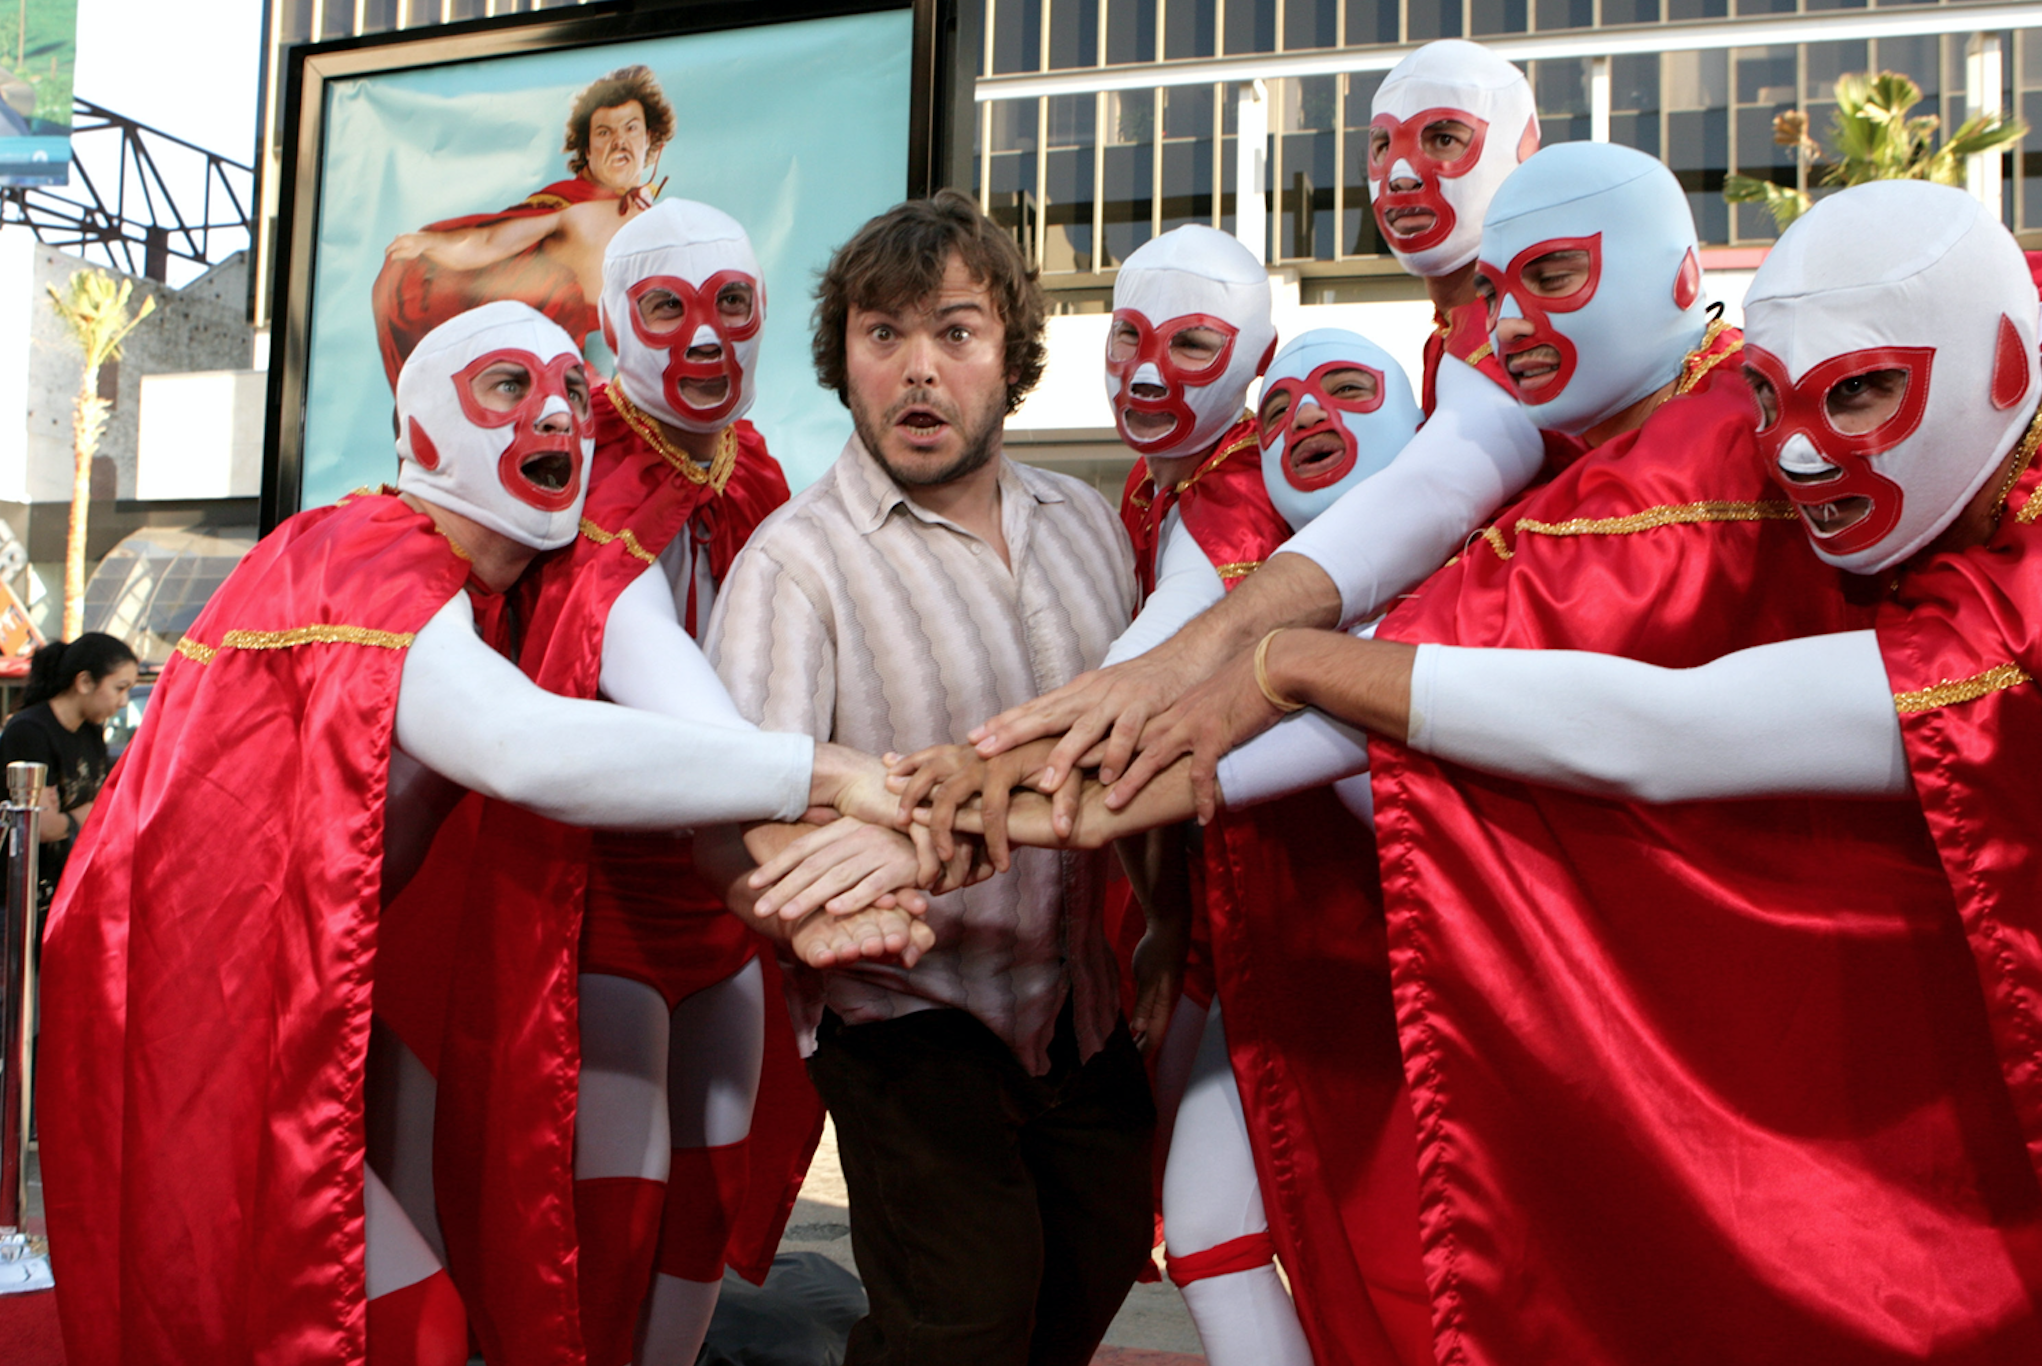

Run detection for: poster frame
[[262, 0, 961, 532]]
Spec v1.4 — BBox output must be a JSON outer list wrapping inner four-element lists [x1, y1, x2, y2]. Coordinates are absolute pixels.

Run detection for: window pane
[[1104, 89, 1156, 265], [322, 0, 354, 39], [1050, 0, 1100, 68], [1666, 0, 1728, 17], [1609, 52, 1662, 157], [1342, 71, 1387, 257], [1278, 132, 1335, 259], [1409, 0, 1464, 43], [1534, 0, 1590, 32], [1472, 0, 1528, 37], [283, 0, 314, 42], [993, 0, 1044, 74], [987, 99, 1040, 260], [1284, 0, 1337, 49], [1532, 57, 1592, 144], [1345, 0, 1399, 45], [1164, 0, 1217, 58], [1601, 0, 1660, 23], [1044, 95, 1096, 273], [1160, 137, 1214, 233], [1225, 0, 1276, 54], [1106, 0, 1157, 62], [1735, 0, 1794, 15], [362, 0, 399, 32], [1665, 46, 1730, 245]]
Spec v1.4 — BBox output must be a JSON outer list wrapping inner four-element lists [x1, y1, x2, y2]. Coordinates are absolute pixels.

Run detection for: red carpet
[[0, 1286, 63, 1366]]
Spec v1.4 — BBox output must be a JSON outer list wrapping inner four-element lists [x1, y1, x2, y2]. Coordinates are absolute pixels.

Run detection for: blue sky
[[75, 0, 263, 161]]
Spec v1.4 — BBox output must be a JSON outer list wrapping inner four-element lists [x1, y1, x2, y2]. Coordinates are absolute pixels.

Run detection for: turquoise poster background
[[302, 9, 912, 508]]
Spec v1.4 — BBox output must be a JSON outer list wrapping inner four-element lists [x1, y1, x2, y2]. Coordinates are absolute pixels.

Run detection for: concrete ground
[[779, 1118, 1207, 1363]]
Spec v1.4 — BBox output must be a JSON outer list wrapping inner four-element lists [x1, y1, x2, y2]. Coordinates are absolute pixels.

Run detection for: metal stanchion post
[[0, 759, 44, 1250]]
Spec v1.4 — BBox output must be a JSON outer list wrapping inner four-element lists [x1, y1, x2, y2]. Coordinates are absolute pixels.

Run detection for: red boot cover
[[1165, 1230, 1277, 1287], [659, 1140, 750, 1282], [367, 1268, 469, 1366], [574, 1175, 668, 1366]]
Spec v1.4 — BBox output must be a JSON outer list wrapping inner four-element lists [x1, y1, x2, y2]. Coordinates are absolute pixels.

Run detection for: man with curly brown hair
[[705, 190, 1152, 1366], [371, 64, 675, 386]]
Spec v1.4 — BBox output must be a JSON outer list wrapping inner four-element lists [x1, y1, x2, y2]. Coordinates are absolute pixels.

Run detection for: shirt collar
[[837, 432, 1066, 537]]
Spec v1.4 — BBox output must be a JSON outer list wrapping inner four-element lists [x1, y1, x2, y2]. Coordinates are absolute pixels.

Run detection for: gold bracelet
[[1253, 628, 1308, 714]]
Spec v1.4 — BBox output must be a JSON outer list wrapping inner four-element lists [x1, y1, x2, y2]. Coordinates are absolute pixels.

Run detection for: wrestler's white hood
[[1743, 180, 2042, 575], [395, 301, 592, 551], [1369, 39, 1538, 278], [1106, 226, 1276, 464], [1257, 328, 1421, 530], [601, 199, 763, 434], [1477, 142, 1707, 436]]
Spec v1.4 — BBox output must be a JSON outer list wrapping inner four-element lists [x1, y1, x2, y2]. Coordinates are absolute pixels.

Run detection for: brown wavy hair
[[563, 65, 674, 177], [812, 189, 1047, 415]]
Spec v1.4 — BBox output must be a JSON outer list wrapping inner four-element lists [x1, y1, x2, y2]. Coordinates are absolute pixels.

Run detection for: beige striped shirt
[[706, 435, 1138, 1072]]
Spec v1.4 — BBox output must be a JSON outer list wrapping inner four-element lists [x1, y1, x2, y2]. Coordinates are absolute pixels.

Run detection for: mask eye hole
[[716, 283, 754, 326], [1258, 387, 1292, 442], [1421, 118, 1475, 163], [470, 360, 532, 414], [1519, 249, 1593, 301], [564, 366, 590, 420], [1169, 326, 1226, 374], [635, 288, 687, 333], [1825, 368, 1909, 436], [1368, 127, 1391, 170], [1473, 271, 1499, 328], [1319, 367, 1378, 407], [1744, 367, 1779, 429], [1107, 319, 1141, 365]]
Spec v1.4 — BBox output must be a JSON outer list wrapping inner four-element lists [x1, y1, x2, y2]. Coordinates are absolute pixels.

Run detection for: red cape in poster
[[371, 177, 633, 388], [37, 494, 472, 1366], [1370, 337, 2042, 1363], [1881, 439, 2042, 1184]]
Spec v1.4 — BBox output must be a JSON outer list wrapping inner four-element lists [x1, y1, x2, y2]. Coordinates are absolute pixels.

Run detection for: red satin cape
[[1372, 338, 2042, 1364], [38, 494, 472, 1366], [371, 177, 613, 387], [1420, 296, 1513, 418]]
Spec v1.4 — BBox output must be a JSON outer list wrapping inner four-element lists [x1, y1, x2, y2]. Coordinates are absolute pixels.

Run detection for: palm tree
[[1724, 71, 2027, 232], [47, 269, 155, 639]]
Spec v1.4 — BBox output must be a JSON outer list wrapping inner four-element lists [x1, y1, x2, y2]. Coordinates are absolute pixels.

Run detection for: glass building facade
[[969, 0, 2042, 298], [255, 0, 2042, 317]]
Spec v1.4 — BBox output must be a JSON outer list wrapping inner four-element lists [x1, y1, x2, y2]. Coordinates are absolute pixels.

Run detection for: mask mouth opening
[[1380, 203, 1439, 240], [1121, 405, 1180, 445], [1795, 494, 1873, 539], [519, 450, 576, 493], [677, 374, 731, 408], [1503, 342, 1564, 391], [1285, 426, 1352, 487]]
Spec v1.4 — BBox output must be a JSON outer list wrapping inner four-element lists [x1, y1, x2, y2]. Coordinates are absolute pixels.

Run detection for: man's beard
[[852, 386, 1006, 488]]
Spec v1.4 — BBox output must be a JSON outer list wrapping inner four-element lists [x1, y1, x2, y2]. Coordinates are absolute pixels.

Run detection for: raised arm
[[600, 560, 756, 729], [384, 212, 561, 272]]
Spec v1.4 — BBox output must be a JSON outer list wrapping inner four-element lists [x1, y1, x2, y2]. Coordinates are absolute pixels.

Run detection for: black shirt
[[0, 701, 111, 904]]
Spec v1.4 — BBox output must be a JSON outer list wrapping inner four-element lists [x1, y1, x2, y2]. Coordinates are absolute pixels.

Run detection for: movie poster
[[0, 0, 77, 186], [300, 7, 912, 508]]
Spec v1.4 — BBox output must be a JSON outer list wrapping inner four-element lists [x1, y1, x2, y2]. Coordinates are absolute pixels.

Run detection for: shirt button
[[971, 544, 983, 556]]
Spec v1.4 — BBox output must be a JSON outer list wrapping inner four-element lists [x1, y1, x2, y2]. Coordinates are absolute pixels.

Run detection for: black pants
[[806, 1003, 1157, 1366]]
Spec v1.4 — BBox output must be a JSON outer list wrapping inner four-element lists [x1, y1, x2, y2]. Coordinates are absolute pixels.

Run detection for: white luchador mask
[[1105, 225, 1278, 464], [395, 300, 593, 551], [1368, 39, 1539, 279], [600, 199, 764, 434], [1742, 180, 2041, 575], [1256, 328, 1422, 530], [1475, 142, 1708, 436]]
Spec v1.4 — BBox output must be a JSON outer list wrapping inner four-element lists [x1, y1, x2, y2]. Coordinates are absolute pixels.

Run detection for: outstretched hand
[[969, 644, 1200, 800], [1106, 644, 1289, 825], [747, 816, 988, 922], [787, 903, 937, 970], [886, 738, 1057, 873]]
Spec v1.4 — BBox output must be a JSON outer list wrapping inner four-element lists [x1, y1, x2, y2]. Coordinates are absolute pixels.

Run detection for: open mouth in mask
[[518, 449, 576, 493], [1285, 426, 1350, 484]]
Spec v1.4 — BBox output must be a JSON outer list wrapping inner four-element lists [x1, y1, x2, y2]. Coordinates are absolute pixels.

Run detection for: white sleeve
[[1406, 631, 1911, 802], [599, 561, 754, 730], [1215, 708, 1374, 810], [1102, 508, 1228, 666], [394, 594, 814, 828], [1278, 358, 1545, 627]]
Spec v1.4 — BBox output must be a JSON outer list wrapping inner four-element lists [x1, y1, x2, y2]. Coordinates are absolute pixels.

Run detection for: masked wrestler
[[940, 171, 2042, 1363], [969, 39, 1549, 793], [371, 65, 671, 387], [569, 198, 813, 1366], [36, 301, 919, 1366]]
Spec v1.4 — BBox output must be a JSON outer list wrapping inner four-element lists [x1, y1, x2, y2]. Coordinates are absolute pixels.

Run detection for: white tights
[[576, 959, 765, 1365], [1159, 1001, 1313, 1366]]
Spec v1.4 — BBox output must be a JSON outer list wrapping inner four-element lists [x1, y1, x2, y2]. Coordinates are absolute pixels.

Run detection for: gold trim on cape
[[1998, 407, 2042, 524], [580, 518, 658, 563], [177, 625, 418, 662], [1213, 560, 1262, 581], [610, 387, 738, 492], [1893, 662, 2033, 715], [1673, 318, 1742, 395], [1515, 500, 1797, 538]]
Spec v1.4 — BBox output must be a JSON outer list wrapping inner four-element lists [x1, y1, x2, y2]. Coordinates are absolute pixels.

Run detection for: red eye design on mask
[[1259, 359, 1386, 492], [1106, 309, 1241, 455], [452, 347, 589, 513], [1476, 233, 1602, 408], [1745, 343, 1934, 555], [626, 270, 763, 425], [1368, 107, 1491, 254]]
